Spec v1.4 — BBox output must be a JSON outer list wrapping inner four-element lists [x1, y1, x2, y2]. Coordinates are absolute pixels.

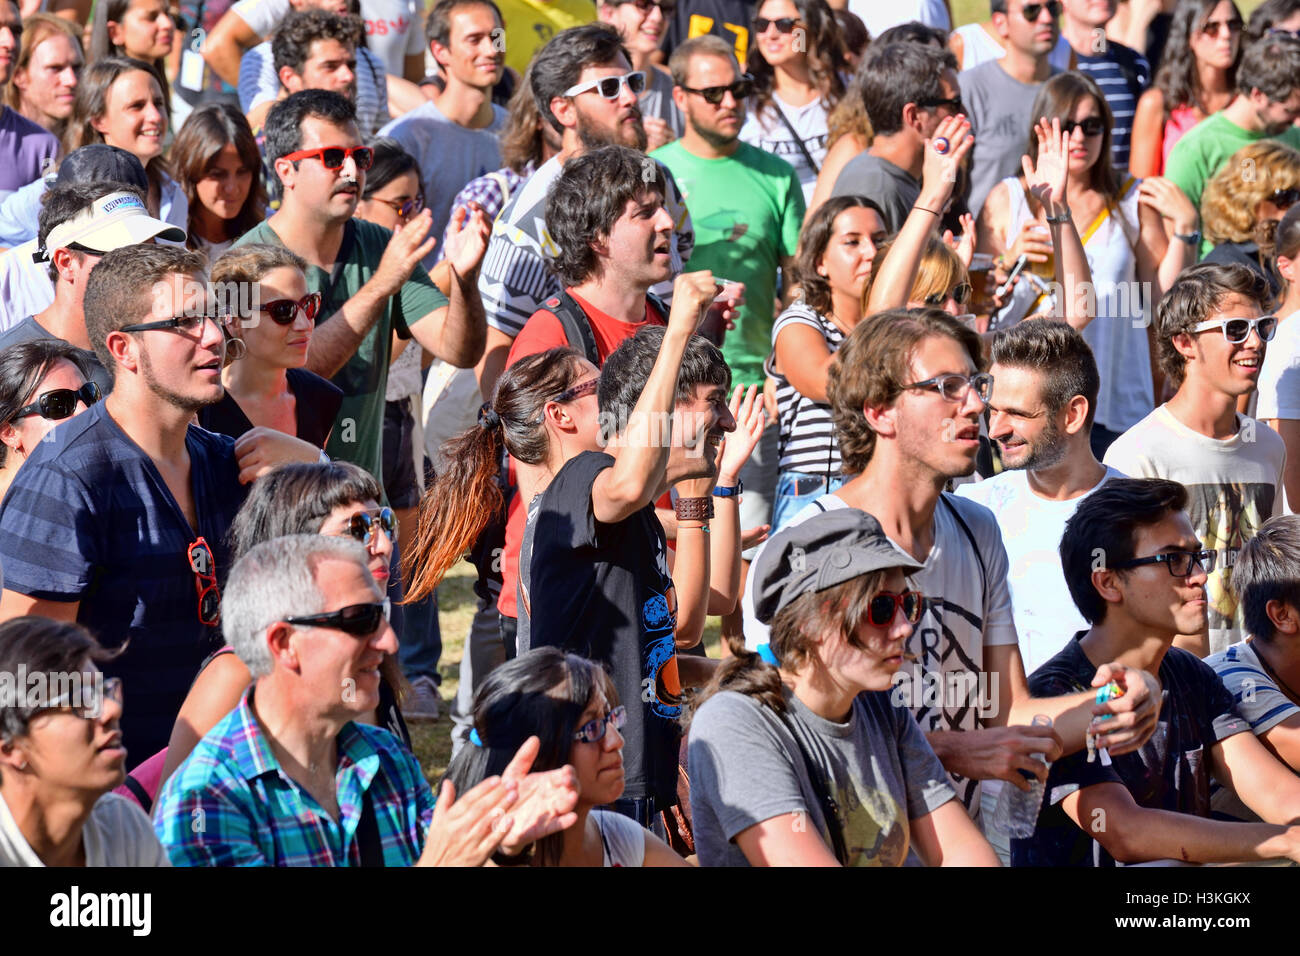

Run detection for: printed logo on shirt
[[641, 584, 681, 719]]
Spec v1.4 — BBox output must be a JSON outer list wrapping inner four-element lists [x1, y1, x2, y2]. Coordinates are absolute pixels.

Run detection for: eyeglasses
[[281, 145, 375, 171], [120, 312, 236, 335], [1020, 1, 1062, 21], [901, 371, 994, 405], [754, 16, 800, 33], [563, 70, 646, 100], [623, 0, 676, 13], [334, 507, 397, 546], [258, 292, 322, 326], [13, 382, 101, 422], [1190, 315, 1278, 344], [555, 377, 600, 404], [924, 282, 972, 307], [680, 73, 755, 105], [284, 599, 391, 637], [1061, 116, 1105, 137], [1112, 549, 1217, 577], [188, 536, 221, 626], [1272, 188, 1300, 209], [1202, 17, 1243, 38], [573, 704, 627, 744], [34, 677, 122, 721], [918, 95, 964, 115], [867, 590, 924, 627], [371, 195, 424, 220]]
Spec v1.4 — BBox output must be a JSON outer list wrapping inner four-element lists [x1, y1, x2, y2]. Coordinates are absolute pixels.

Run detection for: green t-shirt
[[1166, 110, 1300, 213], [233, 217, 449, 482], [651, 140, 804, 386]]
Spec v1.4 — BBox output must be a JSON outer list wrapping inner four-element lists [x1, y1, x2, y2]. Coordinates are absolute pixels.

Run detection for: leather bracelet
[[674, 496, 714, 521]]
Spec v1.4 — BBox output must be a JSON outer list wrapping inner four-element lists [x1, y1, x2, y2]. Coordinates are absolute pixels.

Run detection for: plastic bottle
[[992, 714, 1053, 838]]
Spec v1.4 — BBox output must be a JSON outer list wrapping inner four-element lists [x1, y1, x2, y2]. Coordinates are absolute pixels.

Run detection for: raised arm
[[1022, 118, 1094, 331], [1135, 176, 1198, 302], [202, 6, 262, 88]]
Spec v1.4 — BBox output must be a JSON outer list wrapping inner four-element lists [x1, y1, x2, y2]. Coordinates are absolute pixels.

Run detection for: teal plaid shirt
[[153, 686, 433, 866]]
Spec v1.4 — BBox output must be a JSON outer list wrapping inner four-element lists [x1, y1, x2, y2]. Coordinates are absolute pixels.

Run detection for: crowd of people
[[2, 0, 1300, 870]]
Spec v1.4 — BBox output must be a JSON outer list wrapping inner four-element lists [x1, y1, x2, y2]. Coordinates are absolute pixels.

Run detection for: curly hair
[[1154, 0, 1243, 118], [1201, 139, 1300, 246], [827, 307, 982, 474], [747, 0, 847, 118], [826, 78, 872, 151]]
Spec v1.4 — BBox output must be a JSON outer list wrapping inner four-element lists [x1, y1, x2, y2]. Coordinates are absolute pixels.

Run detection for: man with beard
[[0, 244, 251, 762], [234, 89, 487, 482], [475, 23, 695, 400], [955, 320, 1123, 862]]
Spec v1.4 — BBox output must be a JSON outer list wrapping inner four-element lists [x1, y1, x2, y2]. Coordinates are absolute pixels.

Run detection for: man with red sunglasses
[[234, 89, 487, 485]]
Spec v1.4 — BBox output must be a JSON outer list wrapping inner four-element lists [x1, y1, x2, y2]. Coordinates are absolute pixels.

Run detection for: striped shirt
[[239, 40, 391, 137], [478, 154, 695, 338], [770, 301, 844, 476], [154, 686, 433, 866], [1074, 44, 1150, 172], [437, 162, 532, 263], [1207, 640, 1300, 735]]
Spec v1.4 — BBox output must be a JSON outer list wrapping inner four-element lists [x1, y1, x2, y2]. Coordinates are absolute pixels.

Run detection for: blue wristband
[[712, 480, 743, 498]]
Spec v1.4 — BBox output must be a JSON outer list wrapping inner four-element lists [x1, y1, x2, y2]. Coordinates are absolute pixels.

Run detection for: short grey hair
[[1234, 515, 1300, 642], [222, 534, 373, 678]]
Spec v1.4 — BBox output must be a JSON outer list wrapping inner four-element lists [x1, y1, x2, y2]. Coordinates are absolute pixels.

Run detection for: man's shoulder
[[1, 107, 57, 146], [378, 100, 442, 139], [17, 405, 121, 476], [952, 469, 1023, 511], [232, 219, 281, 249], [938, 490, 1002, 542], [958, 58, 1002, 91], [187, 420, 239, 462]]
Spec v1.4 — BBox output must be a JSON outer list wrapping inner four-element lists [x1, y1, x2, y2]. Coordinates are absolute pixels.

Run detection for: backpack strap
[[939, 493, 987, 601], [543, 290, 601, 366]]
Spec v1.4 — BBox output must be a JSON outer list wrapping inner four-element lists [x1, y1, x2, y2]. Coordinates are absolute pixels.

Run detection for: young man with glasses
[[0, 244, 251, 763], [1167, 33, 1300, 212], [831, 41, 963, 233], [958, 0, 1062, 215], [154, 533, 581, 866], [1059, 0, 1150, 171], [742, 308, 1164, 829], [1105, 262, 1287, 657], [0, 0, 60, 197], [379, 0, 507, 267], [1014, 477, 1300, 867], [0, 181, 184, 397], [598, 0, 682, 150]]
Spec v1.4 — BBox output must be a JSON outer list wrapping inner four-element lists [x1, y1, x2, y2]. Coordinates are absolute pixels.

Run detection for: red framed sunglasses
[[188, 536, 221, 626], [281, 145, 375, 171]]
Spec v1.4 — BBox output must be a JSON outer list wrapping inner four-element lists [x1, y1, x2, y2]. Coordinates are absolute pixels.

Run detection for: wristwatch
[[713, 481, 743, 498], [1174, 230, 1202, 246]]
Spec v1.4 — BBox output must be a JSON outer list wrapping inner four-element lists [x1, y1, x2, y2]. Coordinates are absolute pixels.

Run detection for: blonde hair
[[1202, 140, 1300, 246], [862, 235, 966, 311]]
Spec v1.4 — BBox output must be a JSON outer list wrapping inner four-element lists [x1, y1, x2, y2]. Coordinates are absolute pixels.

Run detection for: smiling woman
[[171, 102, 266, 263]]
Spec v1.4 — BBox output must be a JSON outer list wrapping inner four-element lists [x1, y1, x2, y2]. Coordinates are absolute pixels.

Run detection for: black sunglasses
[[1020, 1, 1062, 21], [866, 591, 924, 627], [681, 73, 755, 105], [1061, 116, 1105, 137], [120, 313, 236, 335], [919, 95, 964, 114], [925, 282, 972, 307], [258, 292, 323, 326], [13, 381, 101, 422], [284, 600, 390, 637], [754, 16, 799, 33], [1272, 188, 1300, 209], [624, 0, 675, 12], [1112, 549, 1216, 577]]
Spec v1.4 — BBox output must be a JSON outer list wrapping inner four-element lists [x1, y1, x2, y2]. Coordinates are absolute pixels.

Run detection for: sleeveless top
[[592, 808, 648, 866], [1162, 104, 1201, 169], [995, 175, 1153, 433], [768, 300, 845, 477]]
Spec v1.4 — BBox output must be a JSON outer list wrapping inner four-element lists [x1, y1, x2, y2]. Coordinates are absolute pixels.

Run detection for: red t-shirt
[[497, 290, 666, 617]]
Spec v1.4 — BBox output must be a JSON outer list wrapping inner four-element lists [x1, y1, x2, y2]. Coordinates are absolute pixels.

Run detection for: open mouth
[[1233, 356, 1261, 370]]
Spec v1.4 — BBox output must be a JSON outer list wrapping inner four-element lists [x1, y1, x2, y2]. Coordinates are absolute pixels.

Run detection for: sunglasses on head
[[284, 599, 391, 637], [681, 73, 755, 105], [188, 536, 221, 626], [258, 292, 322, 326], [1203, 17, 1243, 38], [563, 70, 646, 100], [754, 16, 800, 33], [866, 590, 924, 627], [13, 381, 101, 422], [281, 145, 375, 171], [337, 507, 397, 546], [1190, 315, 1277, 344], [1061, 116, 1105, 137], [555, 377, 600, 404], [1020, 1, 1062, 21]]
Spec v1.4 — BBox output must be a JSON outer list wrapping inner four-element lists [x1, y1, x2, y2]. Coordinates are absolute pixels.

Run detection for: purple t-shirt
[[0, 107, 59, 195]]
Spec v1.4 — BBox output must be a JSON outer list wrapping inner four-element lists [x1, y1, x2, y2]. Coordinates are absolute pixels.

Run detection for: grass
[[408, 559, 722, 785]]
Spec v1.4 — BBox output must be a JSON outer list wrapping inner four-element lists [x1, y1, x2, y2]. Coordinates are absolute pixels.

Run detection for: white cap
[[38, 191, 187, 261]]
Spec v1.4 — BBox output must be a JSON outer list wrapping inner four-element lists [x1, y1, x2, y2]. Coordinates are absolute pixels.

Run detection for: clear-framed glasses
[[901, 371, 994, 405]]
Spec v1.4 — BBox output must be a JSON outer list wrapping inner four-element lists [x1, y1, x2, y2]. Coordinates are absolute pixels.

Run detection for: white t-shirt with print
[[1256, 310, 1300, 422], [234, 0, 425, 76], [738, 92, 829, 204], [741, 491, 1020, 819]]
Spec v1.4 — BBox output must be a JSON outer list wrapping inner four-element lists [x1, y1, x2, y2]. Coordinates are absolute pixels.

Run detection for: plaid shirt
[[153, 686, 433, 867]]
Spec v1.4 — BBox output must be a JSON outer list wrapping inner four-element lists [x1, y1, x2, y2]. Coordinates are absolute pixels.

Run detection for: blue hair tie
[[756, 643, 780, 666], [470, 728, 484, 747]]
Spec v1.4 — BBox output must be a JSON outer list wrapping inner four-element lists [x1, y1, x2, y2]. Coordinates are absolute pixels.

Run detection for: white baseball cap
[[38, 191, 187, 262]]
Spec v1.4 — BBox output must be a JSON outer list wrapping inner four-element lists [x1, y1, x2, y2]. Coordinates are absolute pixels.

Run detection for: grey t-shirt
[[640, 66, 685, 140], [688, 686, 956, 867], [0, 316, 113, 397], [830, 154, 919, 234], [959, 59, 1054, 216]]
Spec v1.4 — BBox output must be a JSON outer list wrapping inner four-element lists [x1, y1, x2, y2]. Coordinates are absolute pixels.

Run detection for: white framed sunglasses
[[1189, 315, 1278, 344], [563, 70, 646, 100]]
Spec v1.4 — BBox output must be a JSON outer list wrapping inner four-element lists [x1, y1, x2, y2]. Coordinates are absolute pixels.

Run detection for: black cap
[[752, 509, 922, 624], [54, 145, 149, 193]]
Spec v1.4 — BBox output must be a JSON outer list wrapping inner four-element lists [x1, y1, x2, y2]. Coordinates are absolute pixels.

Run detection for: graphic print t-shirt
[[1104, 405, 1286, 654], [526, 451, 682, 805], [742, 492, 1020, 818]]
